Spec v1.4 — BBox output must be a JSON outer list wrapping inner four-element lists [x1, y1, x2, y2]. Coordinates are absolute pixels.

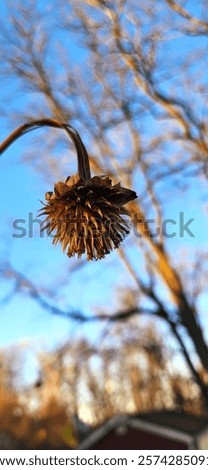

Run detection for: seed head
[[0, 118, 138, 260], [40, 174, 137, 260]]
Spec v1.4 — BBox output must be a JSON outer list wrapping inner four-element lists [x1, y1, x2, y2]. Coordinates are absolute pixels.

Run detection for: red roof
[[79, 411, 208, 450]]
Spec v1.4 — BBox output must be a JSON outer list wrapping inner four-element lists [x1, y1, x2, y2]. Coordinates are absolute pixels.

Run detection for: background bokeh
[[0, 0, 208, 450]]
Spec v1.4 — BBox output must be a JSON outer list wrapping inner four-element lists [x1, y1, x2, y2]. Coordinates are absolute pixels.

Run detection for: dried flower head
[[40, 173, 137, 260], [0, 118, 137, 260]]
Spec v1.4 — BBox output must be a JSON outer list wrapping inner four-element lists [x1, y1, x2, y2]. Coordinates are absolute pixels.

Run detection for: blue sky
[[0, 0, 208, 385]]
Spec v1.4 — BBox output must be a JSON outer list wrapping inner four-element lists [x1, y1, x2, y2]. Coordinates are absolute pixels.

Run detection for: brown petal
[[88, 175, 112, 188], [54, 182, 71, 198]]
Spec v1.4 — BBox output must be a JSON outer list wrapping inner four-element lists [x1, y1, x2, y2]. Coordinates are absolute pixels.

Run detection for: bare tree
[[28, 325, 205, 426]]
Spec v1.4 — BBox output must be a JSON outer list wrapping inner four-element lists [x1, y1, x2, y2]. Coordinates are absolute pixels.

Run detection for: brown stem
[[0, 118, 91, 181]]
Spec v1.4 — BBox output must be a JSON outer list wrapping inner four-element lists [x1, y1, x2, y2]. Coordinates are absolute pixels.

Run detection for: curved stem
[[0, 118, 91, 181]]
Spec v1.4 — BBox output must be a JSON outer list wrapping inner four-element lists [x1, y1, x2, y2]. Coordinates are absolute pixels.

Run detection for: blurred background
[[0, 0, 208, 450]]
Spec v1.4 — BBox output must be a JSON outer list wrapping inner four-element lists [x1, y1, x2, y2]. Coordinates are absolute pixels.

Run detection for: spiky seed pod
[[40, 174, 137, 260], [0, 118, 137, 260]]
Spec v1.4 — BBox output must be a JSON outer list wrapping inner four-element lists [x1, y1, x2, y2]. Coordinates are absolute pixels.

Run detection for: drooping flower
[[40, 173, 137, 260], [0, 118, 137, 260]]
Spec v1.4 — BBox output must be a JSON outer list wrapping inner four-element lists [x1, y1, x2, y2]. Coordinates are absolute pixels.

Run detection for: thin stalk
[[0, 118, 91, 181]]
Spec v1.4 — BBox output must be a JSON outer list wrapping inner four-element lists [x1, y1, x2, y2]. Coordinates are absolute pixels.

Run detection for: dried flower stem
[[0, 118, 91, 181]]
